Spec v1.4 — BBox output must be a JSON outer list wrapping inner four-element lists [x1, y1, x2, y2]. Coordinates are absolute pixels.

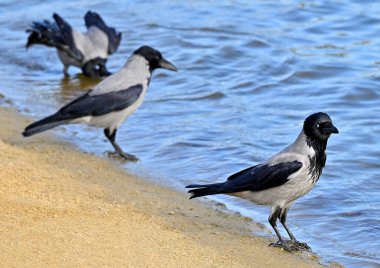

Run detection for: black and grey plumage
[[22, 46, 177, 161], [186, 112, 339, 251], [26, 11, 122, 78]]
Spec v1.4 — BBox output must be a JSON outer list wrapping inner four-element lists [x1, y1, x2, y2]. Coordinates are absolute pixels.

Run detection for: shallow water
[[1, 1, 379, 267]]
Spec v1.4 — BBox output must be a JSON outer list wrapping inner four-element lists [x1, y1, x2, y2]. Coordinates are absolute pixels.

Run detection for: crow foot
[[269, 240, 297, 252], [291, 240, 311, 251], [107, 151, 139, 162]]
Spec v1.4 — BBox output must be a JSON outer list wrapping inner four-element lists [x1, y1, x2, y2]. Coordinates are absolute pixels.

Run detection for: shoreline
[[0, 106, 322, 267]]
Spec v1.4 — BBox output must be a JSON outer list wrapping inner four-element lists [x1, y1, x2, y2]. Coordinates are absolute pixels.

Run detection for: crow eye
[[316, 123, 320, 128]]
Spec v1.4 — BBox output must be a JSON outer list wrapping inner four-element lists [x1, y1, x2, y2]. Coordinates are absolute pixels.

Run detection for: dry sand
[[0, 107, 322, 267]]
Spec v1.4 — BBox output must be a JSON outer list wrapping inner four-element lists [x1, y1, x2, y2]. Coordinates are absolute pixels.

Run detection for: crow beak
[[321, 124, 339, 134], [159, 58, 177, 71], [330, 125, 339, 134], [99, 66, 112, 77]]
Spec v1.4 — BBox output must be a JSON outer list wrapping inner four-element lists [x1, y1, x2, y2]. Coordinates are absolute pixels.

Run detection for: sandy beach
[[0, 107, 322, 267]]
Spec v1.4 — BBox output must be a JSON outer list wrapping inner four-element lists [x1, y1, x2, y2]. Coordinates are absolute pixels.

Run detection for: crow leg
[[63, 65, 69, 77], [104, 129, 139, 161], [279, 208, 311, 251], [269, 207, 296, 251]]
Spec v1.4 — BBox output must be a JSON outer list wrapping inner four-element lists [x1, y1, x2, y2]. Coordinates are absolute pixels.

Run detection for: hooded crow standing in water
[[23, 46, 177, 161], [26, 11, 122, 77], [187, 112, 339, 251]]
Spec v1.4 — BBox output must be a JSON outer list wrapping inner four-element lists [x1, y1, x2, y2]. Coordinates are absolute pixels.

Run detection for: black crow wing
[[26, 13, 84, 62], [186, 161, 303, 198], [52, 13, 84, 62], [58, 84, 143, 119], [22, 84, 143, 137], [84, 11, 122, 55], [224, 160, 303, 192]]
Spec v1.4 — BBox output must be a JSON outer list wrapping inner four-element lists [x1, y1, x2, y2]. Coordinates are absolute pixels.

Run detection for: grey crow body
[[187, 112, 338, 251], [23, 46, 177, 161], [26, 11, 121, 78]]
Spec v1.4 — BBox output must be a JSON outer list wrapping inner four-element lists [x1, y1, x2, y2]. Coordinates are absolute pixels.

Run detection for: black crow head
[[82, 57, 111, 78], [134, 46, 177, 72], [304, 112, 339, 141]]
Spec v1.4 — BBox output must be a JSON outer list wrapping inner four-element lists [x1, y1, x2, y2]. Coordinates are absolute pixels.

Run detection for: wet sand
[[0, 107, 321, 267]]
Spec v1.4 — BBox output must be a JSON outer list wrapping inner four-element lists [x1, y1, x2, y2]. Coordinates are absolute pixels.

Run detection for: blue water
[[0, 1, 379, 267]]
